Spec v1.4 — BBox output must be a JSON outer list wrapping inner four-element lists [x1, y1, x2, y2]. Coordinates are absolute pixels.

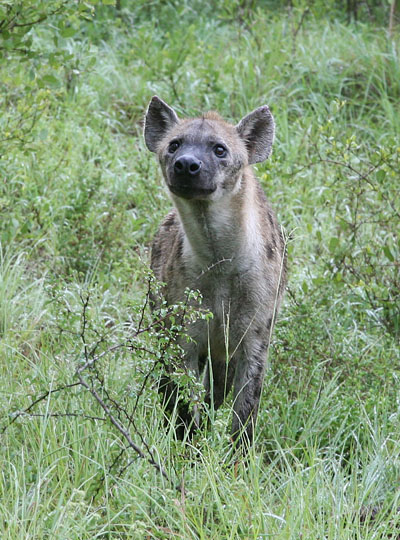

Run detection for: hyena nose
[[174, 155, 202, 176]]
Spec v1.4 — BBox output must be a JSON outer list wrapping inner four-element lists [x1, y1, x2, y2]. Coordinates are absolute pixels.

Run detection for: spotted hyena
[[144, 96, 287, 446]]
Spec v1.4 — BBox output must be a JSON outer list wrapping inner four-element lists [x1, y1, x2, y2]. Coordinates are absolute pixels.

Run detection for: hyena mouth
[[168, 184, 216, 200]]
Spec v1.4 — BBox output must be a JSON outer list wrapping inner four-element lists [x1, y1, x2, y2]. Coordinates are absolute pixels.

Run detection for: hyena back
[[144, 96, 287, 445]]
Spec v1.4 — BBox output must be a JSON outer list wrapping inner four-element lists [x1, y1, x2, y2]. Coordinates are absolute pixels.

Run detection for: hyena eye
[[214, 145, 227, 158], [168, 141, 180, 154]]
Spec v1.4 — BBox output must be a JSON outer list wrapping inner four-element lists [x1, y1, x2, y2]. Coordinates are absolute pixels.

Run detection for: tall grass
[[0, 5, 399, 538]]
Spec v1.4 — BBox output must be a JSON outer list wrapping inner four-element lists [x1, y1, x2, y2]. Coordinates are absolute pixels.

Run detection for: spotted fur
[[145, 96, 287, 446]]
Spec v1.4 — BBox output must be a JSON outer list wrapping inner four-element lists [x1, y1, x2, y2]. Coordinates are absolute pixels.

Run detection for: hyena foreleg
[[231, 335, 269, 446], [159, 339, 202, 439]]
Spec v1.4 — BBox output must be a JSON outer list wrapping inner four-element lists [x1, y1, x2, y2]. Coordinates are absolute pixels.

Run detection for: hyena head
[[144, 96, 275, 201]]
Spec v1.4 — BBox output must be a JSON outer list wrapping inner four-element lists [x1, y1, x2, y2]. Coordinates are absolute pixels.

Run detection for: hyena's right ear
[[144, 96, 179, 152]]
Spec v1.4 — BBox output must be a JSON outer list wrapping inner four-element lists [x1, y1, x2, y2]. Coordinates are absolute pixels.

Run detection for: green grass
[[0, 2, 399, 538]]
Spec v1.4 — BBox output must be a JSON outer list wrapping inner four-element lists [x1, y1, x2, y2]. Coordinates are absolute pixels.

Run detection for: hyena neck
[[172, 170, 263, 273]]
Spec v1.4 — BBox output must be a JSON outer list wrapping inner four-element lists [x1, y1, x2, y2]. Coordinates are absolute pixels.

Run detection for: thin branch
[[389, 0, 397, 37], [17, 412, 107, 421], [76, 370, 171, 484], [7, 2, 70, 31], [1, 382, 81, 434], [291, 7, 310, 57]]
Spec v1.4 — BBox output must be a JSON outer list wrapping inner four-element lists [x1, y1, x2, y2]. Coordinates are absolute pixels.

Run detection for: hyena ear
[[144, 96, 179, 152], [236, 105, 275, 164]]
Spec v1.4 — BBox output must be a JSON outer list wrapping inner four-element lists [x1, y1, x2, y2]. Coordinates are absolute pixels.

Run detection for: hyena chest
[[196, 270, 258, 337]]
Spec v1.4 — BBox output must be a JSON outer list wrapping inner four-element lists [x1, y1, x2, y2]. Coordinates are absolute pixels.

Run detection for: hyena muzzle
[[144, 96, 287, 446]]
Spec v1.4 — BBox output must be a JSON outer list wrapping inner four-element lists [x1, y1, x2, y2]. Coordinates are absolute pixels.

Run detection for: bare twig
[[16, 412, 107, 422], [289, 6, 310, 58], [1, 382, 81, 434], [3, 285, 193, 494], [76, 370, 171, 483]]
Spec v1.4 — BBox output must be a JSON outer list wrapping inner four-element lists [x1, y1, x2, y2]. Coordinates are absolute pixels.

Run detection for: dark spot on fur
[[151, 241, 161, 265], [164, 212, 175, 229], [268, 211, 274, 227], [279, 277, 286, 296], [198, 354, 207, 372], [255, 319, 272, 337], [278, 230, 285, 250], [266, 243, 274, 260], [176, 234, 184, 259], [258, 342, 268, 352]]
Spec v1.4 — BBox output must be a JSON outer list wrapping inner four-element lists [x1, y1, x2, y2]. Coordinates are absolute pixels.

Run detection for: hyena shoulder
[[150, 209, 188, 304]]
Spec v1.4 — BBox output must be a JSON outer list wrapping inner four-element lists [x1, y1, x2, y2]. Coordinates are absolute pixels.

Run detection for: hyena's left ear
[[236, 105, 275, 164], [144, 96, 179, 152]]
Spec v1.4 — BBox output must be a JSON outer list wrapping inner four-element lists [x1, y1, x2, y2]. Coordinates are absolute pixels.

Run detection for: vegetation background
[[0, 0, 399, 538]]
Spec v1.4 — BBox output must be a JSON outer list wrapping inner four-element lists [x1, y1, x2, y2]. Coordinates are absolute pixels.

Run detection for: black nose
[[174, 155, 202, 176]]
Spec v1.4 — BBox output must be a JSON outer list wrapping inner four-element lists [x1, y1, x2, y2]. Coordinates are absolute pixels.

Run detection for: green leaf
[[38, 74, 61, 88], [383, 245, 394, 262], [38, 129, 48, 140], [60, 26, 77, 38], [329, 237, 339, 253], [376, 170, 386, 182], [87, 56, 97, 69]]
